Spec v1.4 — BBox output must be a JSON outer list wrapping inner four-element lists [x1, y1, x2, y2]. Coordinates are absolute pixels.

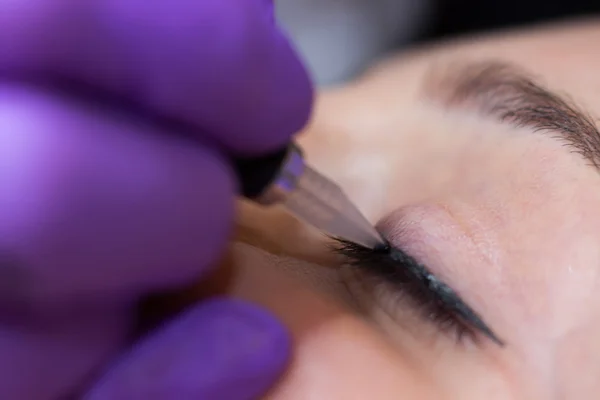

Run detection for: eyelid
[[377, 204, 492, 289], [337, 244, 478, 345], [334, 237, 503, 346]]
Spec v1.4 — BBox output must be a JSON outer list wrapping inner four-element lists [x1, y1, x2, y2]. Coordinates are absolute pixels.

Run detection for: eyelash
[[333, 239, 479, 345]]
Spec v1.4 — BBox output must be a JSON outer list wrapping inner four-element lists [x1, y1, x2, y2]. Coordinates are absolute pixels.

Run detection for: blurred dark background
[[426, 0, 600, 39], [276, 0, 600, 85]]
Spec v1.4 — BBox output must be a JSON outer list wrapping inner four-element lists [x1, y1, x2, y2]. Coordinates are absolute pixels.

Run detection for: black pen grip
[[232, 146, 290, 199]]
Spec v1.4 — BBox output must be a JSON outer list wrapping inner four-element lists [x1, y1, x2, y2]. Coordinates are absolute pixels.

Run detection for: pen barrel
[[281, 166, 384, 249], [233, 144, 383, 248]]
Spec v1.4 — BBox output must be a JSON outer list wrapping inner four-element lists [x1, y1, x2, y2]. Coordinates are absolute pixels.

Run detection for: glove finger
[[0, 303, 130, 399], [85, 298, 290, 400], [0, 0, 313, 155], [0, 83, 234, 305]]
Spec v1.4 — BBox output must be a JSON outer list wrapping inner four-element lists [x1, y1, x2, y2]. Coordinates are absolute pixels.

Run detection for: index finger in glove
[[0, 0, 313, 155]]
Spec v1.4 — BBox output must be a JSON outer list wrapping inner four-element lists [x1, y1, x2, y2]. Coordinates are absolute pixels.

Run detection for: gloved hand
[[0, 0, 312, 399]]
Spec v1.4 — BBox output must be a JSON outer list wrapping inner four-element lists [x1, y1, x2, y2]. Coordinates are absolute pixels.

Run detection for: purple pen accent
[[279, 144, 306, 192], [256, 145, 305, 205]]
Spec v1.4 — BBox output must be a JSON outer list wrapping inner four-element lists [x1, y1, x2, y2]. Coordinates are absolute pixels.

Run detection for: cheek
[[265, 319, 433, 400], [488, 171, 600, 342], [555, 316, 600, 398], [203, 243, 439, 400]]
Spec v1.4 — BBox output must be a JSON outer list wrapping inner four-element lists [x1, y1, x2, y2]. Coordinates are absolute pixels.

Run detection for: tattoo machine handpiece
[[234, 144, 385, 249]]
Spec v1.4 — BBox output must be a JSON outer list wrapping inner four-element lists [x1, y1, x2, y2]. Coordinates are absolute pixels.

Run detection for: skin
[[186, 19, 600, 399]]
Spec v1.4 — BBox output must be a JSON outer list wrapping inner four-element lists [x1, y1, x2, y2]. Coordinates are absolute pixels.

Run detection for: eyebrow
[[426, 61, 600, 169]]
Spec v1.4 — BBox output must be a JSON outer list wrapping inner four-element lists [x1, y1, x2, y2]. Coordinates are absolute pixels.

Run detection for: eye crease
[[333, 237, 504, 346]]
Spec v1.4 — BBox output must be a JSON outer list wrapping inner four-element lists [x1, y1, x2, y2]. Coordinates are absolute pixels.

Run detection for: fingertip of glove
[[195, 298, 292, 378], [86, 298, 290, 400], [177, 298, 292, 397]]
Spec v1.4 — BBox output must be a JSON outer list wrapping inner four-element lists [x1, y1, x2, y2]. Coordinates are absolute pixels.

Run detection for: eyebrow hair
[[426, 61, 600, 169]]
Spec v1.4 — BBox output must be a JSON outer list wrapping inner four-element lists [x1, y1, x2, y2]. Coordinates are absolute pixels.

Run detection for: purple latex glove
[[0, 0, 313, 399]]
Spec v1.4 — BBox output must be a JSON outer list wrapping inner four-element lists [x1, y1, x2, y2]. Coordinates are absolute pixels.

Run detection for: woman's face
[[196, 21, 600, 399]]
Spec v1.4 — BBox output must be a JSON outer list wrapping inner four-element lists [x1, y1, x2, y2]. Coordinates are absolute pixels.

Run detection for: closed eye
[[333, 237, 503, 346]]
